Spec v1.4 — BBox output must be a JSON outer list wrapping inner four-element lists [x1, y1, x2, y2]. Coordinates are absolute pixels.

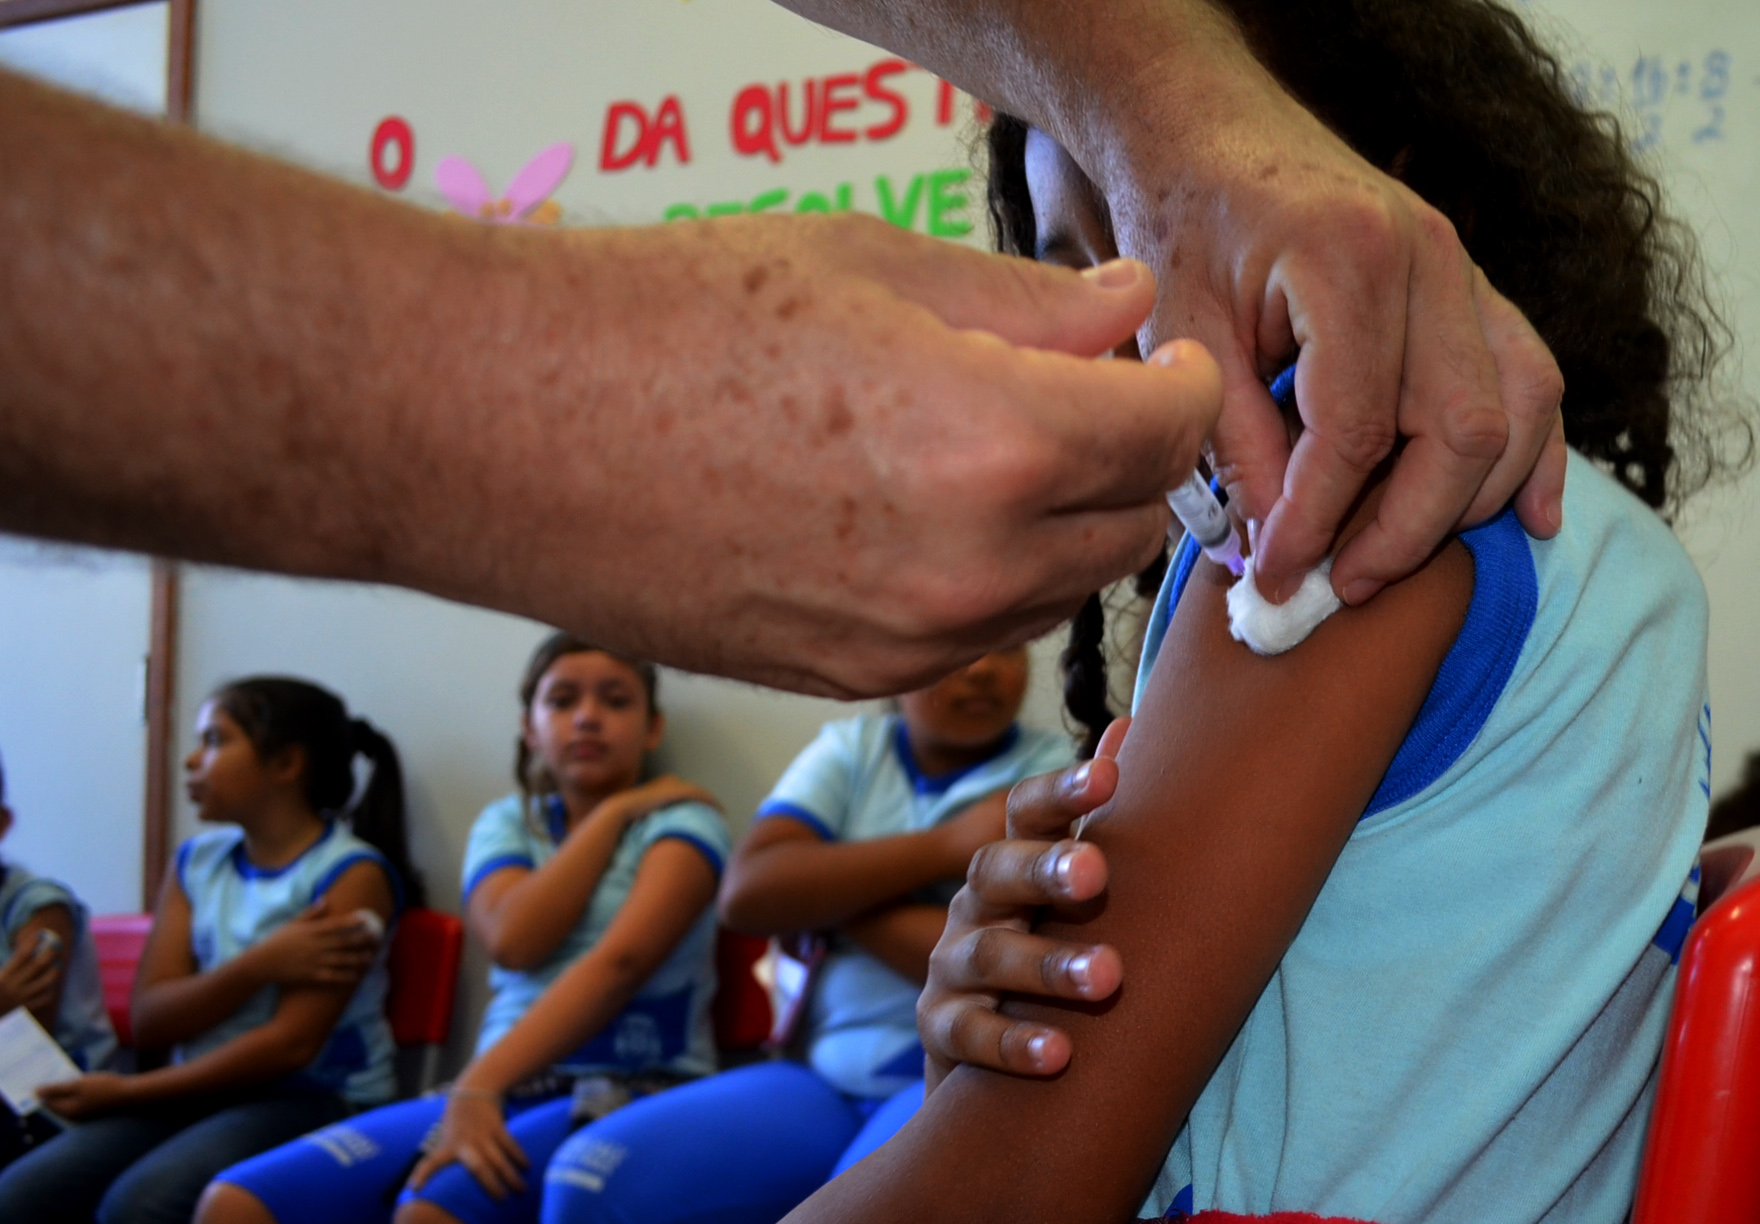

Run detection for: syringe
[[1165, 471, 1244, 576]]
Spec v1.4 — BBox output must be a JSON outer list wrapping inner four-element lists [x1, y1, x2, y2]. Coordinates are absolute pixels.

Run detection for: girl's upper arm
[[465, 863, 531, 946], [263, 858, 393, 1052], [793, 540, 1474, 1224], [134, 858, 197, 993]]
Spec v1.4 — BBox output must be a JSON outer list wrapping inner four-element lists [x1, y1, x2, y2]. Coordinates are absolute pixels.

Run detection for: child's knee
[[394, 1199, 467, 1224], [194, 1181, 279, 1224]]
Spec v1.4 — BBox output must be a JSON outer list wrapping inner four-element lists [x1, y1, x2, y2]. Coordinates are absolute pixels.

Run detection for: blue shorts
[[540, 1063, 921, 1224], [215, 1091, 573, 1224]]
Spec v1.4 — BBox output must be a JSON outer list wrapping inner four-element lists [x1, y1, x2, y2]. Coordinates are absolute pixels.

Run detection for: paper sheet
[[0, 1006, 80, 1116]]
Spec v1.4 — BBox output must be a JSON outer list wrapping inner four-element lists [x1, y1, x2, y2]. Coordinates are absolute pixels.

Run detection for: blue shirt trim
[[1653, 894, 1695, 964], [1362, 509, 1537, 817], [544, 794, 567, 844], [462, 854, 537, 902], [229, 820, 338, 880], [653, 831, 726, 880], [755, 801, 836, 841], [890, 719, 1020, 797]]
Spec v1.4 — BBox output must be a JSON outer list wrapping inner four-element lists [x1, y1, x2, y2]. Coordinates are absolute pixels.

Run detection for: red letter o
[[370, 117, 414, 190]]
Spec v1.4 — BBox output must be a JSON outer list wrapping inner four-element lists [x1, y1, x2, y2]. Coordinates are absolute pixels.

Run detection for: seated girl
[[784, 1, 1744, 1221], [535, 647, 1075, 1223], [0, 677, 420, 1224], [197, 632, 730, 1224], [0, 749, 118, 1168]]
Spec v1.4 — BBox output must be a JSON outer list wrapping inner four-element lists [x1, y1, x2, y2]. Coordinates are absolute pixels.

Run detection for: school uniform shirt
[[175, 821, 399, 1106], [462, 793, 730, 1079], [0, 861, 117, 1071], [757, 714, 1077, 1099], [1132, 450, 1709, 1224]]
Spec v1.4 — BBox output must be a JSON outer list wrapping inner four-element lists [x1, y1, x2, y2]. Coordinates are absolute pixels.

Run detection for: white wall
[[0, 3, 169, 914]]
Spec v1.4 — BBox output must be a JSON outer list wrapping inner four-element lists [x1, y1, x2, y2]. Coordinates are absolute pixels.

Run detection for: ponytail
[[213, 677, 425, 909], [1059, 547, 1171, 760], [345, 717, 426, 910]]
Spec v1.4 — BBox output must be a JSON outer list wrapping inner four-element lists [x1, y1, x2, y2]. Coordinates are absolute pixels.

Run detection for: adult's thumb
[[889, 240, 1157, 358]]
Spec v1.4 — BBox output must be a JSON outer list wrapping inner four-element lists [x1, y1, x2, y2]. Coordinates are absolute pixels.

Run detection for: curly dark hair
[[988, 0, 1750, 757]]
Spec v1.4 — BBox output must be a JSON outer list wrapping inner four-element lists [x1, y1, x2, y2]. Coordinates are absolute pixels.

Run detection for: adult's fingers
[[966, 837, 1108, 909], [1019, 339, 1222, 515], [853, 215, 1159, 358], [918, 996, 1072, 1077], [1461, 268, 1566, 536], [1303, 210, 1508, 604], [1244, 205, 1414, 598], [932, 924, 1121, 1002]]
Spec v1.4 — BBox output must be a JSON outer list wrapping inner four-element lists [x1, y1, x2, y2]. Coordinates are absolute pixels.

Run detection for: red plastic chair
[[386, 907, 465, 1092], [1631, 862, 1760, 1224], [88, 913, 153, 1048], [713, 927, 773, 1055]]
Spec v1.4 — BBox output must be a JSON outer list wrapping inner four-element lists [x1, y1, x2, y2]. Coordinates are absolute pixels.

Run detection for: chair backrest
[[1698, 827, 1760, 913], [712, 927, 773, 1053], [88, 913, 153, 1048], [1631, 873, 1760, 1224], [385, 907, 464, 1048]]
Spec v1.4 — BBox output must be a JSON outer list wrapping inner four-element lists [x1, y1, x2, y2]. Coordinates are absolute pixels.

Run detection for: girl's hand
[[919, 720, 1130, 1095], [601, 775, 721, 828], [0, 936, 62, 1016], [408, 1089, 529, 1200], [246, 897, 381, 988], [37, 1071, 136, 1119]]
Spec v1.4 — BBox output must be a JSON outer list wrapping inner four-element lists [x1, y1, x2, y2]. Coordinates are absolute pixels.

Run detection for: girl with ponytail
[[0, 676, 414, 1224], [199, 633, 731, 1224]]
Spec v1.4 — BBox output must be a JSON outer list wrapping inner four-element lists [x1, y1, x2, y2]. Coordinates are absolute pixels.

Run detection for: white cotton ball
[[352, 908, 386, 943], [1226, 554, 1343, 655]]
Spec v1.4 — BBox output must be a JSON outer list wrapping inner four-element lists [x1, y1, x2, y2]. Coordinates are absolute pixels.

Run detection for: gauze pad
[[1226, 553, 1343, 655]]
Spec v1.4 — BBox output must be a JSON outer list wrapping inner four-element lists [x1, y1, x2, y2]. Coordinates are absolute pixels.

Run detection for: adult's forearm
[[775, 0, 1257, 178], [0, 70, 614, 613]]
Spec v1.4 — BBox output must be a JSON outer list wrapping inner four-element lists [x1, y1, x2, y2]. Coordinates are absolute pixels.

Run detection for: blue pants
[[541, 1064, 922, 1224], [216, 1090, 573, 1224], [0, 1085, 347, 1224]]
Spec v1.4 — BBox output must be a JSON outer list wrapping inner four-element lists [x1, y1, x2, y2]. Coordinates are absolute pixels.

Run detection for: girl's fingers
[[1005, 757, 1120, 841], [918, 997, 1071, 1077], [406, 1151, 442, 1190], [457, 1148, 505, 1199], [931, 925, 1121, 1001], [964, 837, 1108, 908]]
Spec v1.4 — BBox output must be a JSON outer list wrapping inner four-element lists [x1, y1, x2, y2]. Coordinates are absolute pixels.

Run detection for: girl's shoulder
[[174, 825, 247, 887]]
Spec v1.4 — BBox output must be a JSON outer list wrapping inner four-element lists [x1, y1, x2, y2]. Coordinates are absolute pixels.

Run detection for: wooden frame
[[3, 0, 198, 905]]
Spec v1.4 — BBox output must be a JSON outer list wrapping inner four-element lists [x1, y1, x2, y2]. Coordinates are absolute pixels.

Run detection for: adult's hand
[[919, 719, 1127, 1094], [1, 70, 1221, 699], [783, 0, 1567, 607]]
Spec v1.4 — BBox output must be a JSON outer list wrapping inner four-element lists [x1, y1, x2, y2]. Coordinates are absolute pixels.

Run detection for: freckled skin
[[2, 70, 1226, 701]]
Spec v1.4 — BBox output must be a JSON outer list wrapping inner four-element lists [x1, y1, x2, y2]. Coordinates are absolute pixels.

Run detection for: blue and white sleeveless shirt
[[1133, 450, 1709, 1223], [176, 822, 399, 1106], [462, 793, 730, 1079], [0, 861, 117, 1071], [757, 714, 1076, 1098]]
